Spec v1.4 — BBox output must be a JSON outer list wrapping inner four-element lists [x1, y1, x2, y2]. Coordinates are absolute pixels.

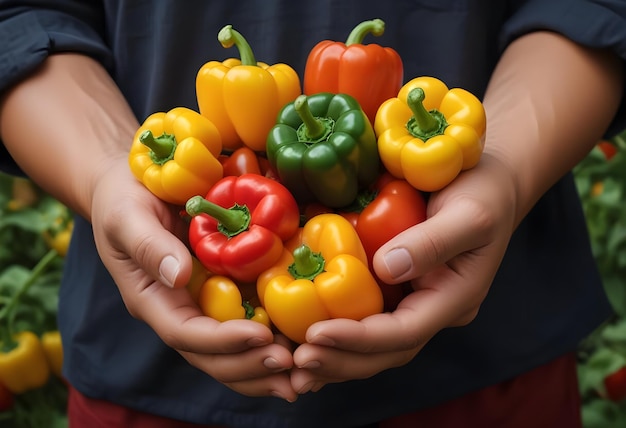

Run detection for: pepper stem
[[185, 196, 250, 237], [0, 248, 59, 351], [343, 189, 378, 214], [406, 88, 448, 141], [218, 25, 257, 66], [345, 19, 385, 45], [288, 244, 325, 280], [294, 95, 334, 143], [242, 301, 255, 320], [139, 130, 177, 165]]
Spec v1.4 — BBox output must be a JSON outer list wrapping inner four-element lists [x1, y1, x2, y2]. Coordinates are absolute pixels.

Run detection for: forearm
[[483, 31, 623, 227], [0, 53, 138, 220]]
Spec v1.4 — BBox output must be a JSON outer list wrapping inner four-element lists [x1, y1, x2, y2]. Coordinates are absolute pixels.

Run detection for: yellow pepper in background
[[196, 25, 301, 152], [375, 76, 486, 192], [257, 214, 383, 344], [43, 219, 73, 258], [198, 275, 270, 328], [0, 331, 50, 394], [41, 330, 64, 379], [128, 107, 224, 205]]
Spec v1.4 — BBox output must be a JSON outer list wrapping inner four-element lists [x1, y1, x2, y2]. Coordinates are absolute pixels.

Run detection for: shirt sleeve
[[499, 0, 626, 136], [0, 2, 112, 174]]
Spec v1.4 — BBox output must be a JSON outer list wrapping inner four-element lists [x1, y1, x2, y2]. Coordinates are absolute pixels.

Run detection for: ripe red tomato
[[604, 366, 626, 402]]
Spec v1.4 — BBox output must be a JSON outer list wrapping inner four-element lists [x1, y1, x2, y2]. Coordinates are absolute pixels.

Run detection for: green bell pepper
[[266, 92, 380, 208]]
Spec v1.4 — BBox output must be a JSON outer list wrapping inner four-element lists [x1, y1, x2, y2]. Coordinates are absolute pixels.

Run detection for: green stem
[[406, 88, 448, 140], [242, 301, 255, 320], [343, 189, 378, 214], [288, 245, 325, 280], [345, 19, 385, 45], [218, 25, 257, 66], [0, 248, 59, 350], [0, 325, 13, 352], [139, 130, 177, 165], [185, 196, 250, 237], [294, 95, 334, 143]]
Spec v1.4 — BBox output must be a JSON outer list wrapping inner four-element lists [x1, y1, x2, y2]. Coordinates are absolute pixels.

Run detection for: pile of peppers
[[128, 20, 486, 343]]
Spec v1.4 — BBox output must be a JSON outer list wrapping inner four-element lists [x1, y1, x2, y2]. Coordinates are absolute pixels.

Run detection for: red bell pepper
[[303, 18, 403, 125], [219, 146, 276, 178], [186, 174, 300, 282], [340, 173, 427, 310]]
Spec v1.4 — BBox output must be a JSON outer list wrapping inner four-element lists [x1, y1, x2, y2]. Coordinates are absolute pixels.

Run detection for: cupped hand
[[89, 159, 297, 401], [290, 154, 517, 394]]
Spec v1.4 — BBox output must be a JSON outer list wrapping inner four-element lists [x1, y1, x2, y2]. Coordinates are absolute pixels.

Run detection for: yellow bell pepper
[[198, 275, 270, 328], [128, 107, 224, 205], [196, 25, 301, 152], [41, 330, 64, 379], [186, 256, 212, 303], [0, 331, 50, 394], [374, 76, 486, 192], [257, 213, 383, 344]]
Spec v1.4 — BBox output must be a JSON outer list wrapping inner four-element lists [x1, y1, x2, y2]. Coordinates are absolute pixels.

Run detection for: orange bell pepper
[[303, 18, 403, 126], [375, 76, 486, 192], [257, 213, 383, 343], [196, 25, 301, 152], [128, 107, 224, 205]]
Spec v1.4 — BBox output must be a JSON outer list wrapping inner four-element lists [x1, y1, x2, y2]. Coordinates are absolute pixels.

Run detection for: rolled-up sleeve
[[500, 0, 626, 135], [0, 2, 111, 174]]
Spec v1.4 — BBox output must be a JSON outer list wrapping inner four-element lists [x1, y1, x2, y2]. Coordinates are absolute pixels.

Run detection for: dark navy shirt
[[1, 1, 626, 427]]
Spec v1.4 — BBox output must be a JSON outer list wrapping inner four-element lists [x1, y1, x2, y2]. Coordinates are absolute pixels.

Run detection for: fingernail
[[297, 381, 316, 395], [271, 390, 296, 403], [309, 335, 335, 347], [299, 360, 320, 369], [383, 248, 413, 279], [159, 255, 180, 288], [264, 357, 286, 372], [247, 337, 269, 347]]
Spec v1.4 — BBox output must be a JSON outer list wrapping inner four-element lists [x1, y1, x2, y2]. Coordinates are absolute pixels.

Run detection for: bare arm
[[483, 31, 623, 227], [0, 54, 136, 220]]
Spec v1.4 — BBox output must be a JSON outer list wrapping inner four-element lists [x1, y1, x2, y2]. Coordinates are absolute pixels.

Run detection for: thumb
[[138, 218, 192, 289], [372, 200, 490, 284], [101, 202, 193, 289]]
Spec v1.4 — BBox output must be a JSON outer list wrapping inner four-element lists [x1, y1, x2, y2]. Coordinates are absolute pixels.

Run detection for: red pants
[[68, 353, 581, 428]]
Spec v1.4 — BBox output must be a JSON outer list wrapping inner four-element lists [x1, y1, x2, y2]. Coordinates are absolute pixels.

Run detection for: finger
[[291, 345, 416, 394], [303, 275, 482, 355], [224, 373, 298, 402], [98, 182, 193, 289], [134, 283, 276, 354], [181, 341, 294, 384]]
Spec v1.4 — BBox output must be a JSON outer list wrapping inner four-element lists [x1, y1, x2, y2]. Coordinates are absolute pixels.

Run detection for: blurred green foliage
[[0, 174, 69, 428], [575, 132, 626, 427]]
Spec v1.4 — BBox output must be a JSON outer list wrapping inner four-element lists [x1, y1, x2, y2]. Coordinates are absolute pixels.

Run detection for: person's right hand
[[89, 157, 298, 401]]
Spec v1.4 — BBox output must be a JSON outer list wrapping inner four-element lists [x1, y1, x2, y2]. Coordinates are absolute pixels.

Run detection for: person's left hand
[[289, 154, 517, 394]]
